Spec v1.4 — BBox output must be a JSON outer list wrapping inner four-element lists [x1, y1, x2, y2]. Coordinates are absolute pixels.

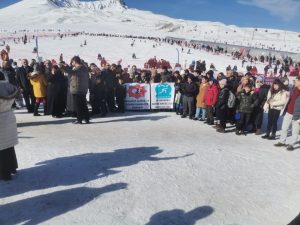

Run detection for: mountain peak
[[48, 0, 127, 11]]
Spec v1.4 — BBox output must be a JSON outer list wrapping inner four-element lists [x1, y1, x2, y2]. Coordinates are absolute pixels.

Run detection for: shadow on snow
[[0, 147, 192, 198], [0, 183, 127, 225], [145, 206, 214, 225]]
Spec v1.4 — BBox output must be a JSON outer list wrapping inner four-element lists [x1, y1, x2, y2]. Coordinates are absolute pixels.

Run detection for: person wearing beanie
[[215, 79, 230, 133], [29, 63, 47, 116]]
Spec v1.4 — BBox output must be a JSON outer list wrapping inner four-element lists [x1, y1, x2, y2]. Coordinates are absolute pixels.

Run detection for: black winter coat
[[89, 75, 107, 100], [253, 84, 270, 109], [115, 84, 126, 100], [16, 66, 33, 91], [216, 87, 230, 109], [182, 82, 197, 97]]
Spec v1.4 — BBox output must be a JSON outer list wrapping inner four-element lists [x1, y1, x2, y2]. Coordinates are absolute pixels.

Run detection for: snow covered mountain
[[0, 0, 299, 53], [48, 0, 127, 11]]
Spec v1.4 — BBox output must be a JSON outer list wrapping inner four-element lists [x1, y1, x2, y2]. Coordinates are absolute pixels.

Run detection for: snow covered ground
[[0, 110, 300, 225]]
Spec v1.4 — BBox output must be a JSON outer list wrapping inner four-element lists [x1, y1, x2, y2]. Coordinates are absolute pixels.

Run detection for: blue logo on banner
[[155, 84, 172, 98]]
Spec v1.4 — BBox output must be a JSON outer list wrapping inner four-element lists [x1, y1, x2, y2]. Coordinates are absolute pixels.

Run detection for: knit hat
[[219, 79, 227, 86], [256, 76, 264, 83]]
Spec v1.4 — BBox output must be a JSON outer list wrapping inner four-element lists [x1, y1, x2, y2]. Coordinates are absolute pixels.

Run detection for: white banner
[[151, 83, 175, 109], [125, 83, 151, 110]]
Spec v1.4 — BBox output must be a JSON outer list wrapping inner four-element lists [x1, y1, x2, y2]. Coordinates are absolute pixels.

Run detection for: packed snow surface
[[0, 111, 299, 225]]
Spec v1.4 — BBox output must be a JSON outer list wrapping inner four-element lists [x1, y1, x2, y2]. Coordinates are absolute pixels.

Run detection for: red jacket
[[204, 84, 218, 106]]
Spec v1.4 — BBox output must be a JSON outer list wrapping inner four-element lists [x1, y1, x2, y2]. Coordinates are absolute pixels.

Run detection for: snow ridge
[[48, 0, 127, 11]]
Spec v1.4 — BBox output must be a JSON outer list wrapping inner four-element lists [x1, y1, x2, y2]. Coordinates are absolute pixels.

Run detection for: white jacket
[[0, 80, 18, 151], [263, 90, 289, 114]]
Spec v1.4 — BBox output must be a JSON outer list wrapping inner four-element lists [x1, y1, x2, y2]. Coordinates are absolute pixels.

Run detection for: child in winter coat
[[115, 78, 126, 113], [174, 76, 183, 115], [29, 64, 47, 116], [236, 84, 257, 135], [204, 79, 218, 125], [262, 79, 289, 140], [194, 77, 208, 121]]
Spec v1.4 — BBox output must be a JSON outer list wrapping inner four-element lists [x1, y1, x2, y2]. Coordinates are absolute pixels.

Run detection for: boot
[[217, 128, 226, 133], [261, 134, 270, 139], [213, 124, 221, 129], [235, 129, 241, 135], [268, 133, 276, 140], [33, 103, 41, 116], [255, 129, 261, 135]]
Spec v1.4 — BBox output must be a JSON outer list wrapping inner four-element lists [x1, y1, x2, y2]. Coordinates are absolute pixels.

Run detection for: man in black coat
[[16, 59, 34, 113], [181, 75, 197, 119]]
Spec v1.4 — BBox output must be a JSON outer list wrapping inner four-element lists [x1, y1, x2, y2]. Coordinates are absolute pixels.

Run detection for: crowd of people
[[1, 50, 300, 181]]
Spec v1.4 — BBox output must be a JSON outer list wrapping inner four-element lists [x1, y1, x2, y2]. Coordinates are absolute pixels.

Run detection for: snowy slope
[[1, 111, 299, 225], [0, 0, 299, 53]]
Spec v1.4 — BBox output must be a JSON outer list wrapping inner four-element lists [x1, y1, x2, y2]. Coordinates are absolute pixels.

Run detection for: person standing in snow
[[64, 56, 90, 124], [204, 78, 218, 125], [251, 76, 270, 135], [215, 79, 230, 133], [235, 84, 257, 135], [0, 72, 18, 181], [46, 65, 66, 118], [262, 79, 289, 140], [194, 76, 208, 121], [16, 59, 35, 113], [274, 76, 300, 151], [28, 64, 47, 116], [181, 75, 197, 119]]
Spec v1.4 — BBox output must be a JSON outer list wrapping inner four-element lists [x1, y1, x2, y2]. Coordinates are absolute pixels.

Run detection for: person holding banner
[[181, 75, 197, 119]]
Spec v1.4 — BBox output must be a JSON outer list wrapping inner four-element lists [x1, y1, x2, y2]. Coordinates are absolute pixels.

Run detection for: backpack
[[227, 91, 236, 109]]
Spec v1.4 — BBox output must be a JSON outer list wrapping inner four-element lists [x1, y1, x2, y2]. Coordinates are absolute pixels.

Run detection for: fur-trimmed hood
[[0, 81, 18, 113]]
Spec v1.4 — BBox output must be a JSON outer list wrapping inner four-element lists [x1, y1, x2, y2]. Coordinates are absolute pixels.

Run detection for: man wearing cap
[[274, 76, 300, 151]]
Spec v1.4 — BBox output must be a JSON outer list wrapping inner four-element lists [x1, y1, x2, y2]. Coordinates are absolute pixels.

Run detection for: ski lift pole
[[176, 48, 179, 64], [35, 36, 39, 59]]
